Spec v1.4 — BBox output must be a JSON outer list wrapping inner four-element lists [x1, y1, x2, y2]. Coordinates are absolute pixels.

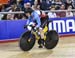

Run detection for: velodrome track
[[0, 36, 75, 58]]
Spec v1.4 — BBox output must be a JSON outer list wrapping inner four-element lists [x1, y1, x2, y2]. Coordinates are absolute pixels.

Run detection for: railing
[[44, 9, 75, 12], [0, 9, 75, 14], [0, 11, 24, 14]]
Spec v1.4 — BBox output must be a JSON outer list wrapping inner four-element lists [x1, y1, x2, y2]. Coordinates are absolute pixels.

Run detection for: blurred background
[[0, 0, 75, 20]]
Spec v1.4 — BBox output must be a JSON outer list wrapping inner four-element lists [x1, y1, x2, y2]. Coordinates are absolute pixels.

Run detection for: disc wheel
[[19, 31, 36, 51], [45, 30, 59, 49]]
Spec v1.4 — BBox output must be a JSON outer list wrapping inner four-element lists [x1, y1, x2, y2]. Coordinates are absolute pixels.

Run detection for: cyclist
[[24, 8, 45, 48]]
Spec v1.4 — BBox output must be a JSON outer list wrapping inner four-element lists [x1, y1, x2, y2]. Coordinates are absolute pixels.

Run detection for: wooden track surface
[[0, 36, 75, 58]]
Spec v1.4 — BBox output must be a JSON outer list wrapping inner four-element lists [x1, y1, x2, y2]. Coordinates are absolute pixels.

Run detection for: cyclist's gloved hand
[[34, 26, 38, 29], [27, 26, 32, 31], [29, 22, 36, 27]]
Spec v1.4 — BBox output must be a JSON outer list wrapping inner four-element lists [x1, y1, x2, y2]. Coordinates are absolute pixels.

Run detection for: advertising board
[[0, 17, 75, 40]]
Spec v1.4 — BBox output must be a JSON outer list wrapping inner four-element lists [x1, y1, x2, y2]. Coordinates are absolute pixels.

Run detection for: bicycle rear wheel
[[45, 30, 59, 49]]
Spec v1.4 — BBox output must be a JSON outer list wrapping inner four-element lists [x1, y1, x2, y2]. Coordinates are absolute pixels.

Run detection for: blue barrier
[[0, 20, 27, 40], [0, 17, 75, 40]]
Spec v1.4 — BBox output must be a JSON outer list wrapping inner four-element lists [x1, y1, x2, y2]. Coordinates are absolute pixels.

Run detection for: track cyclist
[[24, 8, 45, 48]]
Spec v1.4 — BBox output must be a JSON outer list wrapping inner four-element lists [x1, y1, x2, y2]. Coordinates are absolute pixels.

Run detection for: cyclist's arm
[[35, 17, 41, 27], [26, 16, 31, 25], [32, 12, 41, 27], [26, 19, 29, 25]]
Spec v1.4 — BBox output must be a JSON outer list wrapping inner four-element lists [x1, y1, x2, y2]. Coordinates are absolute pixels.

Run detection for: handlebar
[[24, 25, 35, 28]]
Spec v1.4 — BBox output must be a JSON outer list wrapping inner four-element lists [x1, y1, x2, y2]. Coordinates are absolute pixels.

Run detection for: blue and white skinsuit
[[27, 11, 41, 30]]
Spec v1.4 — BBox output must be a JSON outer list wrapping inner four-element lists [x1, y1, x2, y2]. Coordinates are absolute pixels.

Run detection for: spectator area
[[0, 0, 75, 20]]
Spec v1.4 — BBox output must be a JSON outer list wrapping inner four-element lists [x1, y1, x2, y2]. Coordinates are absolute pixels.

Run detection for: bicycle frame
[[31, 25, 48, 40]]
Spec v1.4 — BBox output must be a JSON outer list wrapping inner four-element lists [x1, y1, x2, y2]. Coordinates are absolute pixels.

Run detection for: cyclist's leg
[[38, 27, 45, 48]]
